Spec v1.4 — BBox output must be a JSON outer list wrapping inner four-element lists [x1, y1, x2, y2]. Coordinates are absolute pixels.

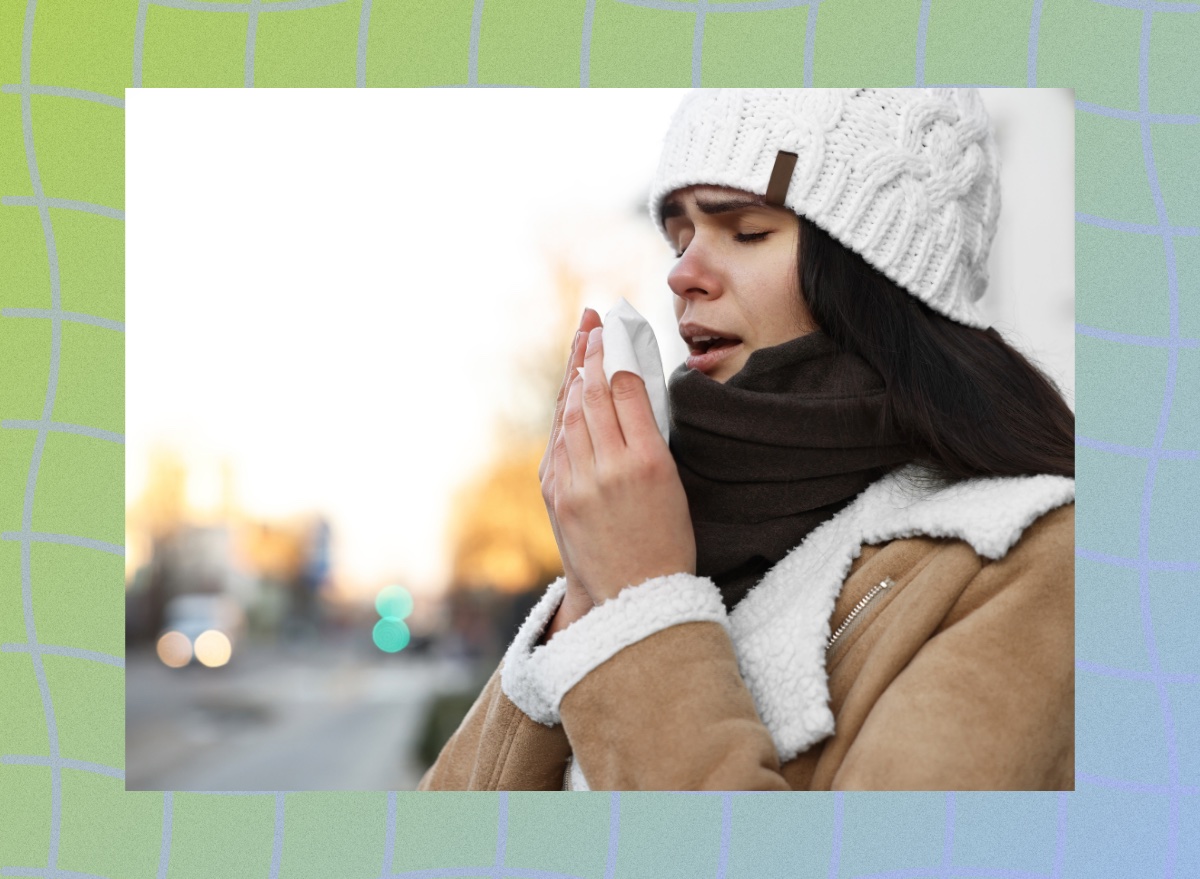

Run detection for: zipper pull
[[827, 577, 895, 649]]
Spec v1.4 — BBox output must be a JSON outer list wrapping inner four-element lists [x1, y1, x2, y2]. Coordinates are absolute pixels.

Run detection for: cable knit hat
[[648, 88, 1001, 329]]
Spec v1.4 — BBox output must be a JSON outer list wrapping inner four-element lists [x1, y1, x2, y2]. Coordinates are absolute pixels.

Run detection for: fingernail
[[572, 330, 585, 350], [588, 327, 602, 347]]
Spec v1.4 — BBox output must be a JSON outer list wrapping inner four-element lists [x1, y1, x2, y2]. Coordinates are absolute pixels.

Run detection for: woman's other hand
[[538, 309, 603, 644], [553, 326, 697, 605]]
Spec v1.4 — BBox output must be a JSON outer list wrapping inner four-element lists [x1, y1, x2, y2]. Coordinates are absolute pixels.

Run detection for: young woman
[[419, 88, 1075, 791]]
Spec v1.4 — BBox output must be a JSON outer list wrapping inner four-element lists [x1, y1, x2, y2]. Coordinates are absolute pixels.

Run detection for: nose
[[668, 235, 722, 304]]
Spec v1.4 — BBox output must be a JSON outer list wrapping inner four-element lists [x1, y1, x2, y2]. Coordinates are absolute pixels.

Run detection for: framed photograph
[[125, 87, 1075, 793]]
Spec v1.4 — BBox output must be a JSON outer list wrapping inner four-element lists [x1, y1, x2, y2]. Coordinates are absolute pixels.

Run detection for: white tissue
[[575, 297, 671, 443]]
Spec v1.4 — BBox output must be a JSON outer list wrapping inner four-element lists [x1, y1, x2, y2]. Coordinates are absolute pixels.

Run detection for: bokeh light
[[156, 631, 192, 668], [194, 629, 233, 667], [375, 584, 413, 620], [373, 617, 411, 653]]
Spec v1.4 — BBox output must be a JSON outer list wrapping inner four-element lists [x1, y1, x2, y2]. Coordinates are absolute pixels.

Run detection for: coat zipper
[[827, 577, 894, 650], [561, 577, 894, 789]]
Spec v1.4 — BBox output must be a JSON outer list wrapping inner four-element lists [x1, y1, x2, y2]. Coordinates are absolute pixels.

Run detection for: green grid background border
[[2, 0, 1199, 877]]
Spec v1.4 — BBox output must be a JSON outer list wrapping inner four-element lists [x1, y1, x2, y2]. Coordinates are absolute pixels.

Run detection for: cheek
[[756, 255, 803, 334]]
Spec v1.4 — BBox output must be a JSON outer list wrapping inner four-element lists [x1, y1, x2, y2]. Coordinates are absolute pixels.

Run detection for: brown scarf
[[667, 330, 913, 612]]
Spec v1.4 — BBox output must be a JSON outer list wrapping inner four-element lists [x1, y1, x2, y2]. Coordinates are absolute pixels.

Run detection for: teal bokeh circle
[[375, 584, 414, 620], [372, 617, 411, 653]]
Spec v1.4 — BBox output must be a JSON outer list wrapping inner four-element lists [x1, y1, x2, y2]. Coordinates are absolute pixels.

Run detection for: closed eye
[[672, 230, 771, 258]]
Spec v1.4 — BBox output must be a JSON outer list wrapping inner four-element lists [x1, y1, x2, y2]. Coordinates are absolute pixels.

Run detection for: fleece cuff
[[500, 572, 730, 726]]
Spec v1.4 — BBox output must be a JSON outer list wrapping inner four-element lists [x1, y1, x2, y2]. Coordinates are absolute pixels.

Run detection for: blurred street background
[[125, 89, 1074, 791]]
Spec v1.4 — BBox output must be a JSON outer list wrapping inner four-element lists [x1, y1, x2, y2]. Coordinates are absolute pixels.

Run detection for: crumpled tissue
[[576, 297, 670, 444]]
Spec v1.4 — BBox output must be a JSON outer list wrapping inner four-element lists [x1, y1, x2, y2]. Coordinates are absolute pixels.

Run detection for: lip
[[678, 322, 745, 375], [678, 322, 740, 346], [685, 340, 744, 374]]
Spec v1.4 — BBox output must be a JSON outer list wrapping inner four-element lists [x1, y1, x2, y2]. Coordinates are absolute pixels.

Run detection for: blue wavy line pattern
[[0, 0, 1196, 877]]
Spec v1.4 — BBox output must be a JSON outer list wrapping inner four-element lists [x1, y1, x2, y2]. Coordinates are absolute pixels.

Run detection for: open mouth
[[685, 337, 744, 374], [688, 335, 741, 355]]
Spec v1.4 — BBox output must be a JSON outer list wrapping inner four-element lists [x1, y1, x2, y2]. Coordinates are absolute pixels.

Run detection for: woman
[[419, 88, 1074, 791]]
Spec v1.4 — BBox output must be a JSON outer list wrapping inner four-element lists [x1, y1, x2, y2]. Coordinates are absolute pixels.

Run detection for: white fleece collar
[[501, 465, 1075, 768], [730, 464, 1075, 762]]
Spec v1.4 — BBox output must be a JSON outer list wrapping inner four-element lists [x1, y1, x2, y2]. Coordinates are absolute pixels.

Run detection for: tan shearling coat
[[418, 466, 1075, 791]]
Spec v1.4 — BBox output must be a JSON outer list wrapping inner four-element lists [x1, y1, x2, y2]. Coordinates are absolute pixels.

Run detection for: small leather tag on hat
[[765, 150, 798, 206]]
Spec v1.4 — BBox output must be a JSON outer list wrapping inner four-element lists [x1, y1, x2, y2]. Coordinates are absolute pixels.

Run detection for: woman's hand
[[538, 309, 603, 643], [552, 326, 696, 605]]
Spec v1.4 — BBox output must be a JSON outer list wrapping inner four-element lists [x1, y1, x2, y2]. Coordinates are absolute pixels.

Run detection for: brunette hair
[[795, 216, 1075, 482]]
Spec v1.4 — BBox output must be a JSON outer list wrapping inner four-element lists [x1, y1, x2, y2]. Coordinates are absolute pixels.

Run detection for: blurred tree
[[446, 437, 562, 594], [443, 248, 589, 595], [239, 521, 306, 583], [500, 245, 643, 434], [501, 254, 588, 442], [443, 236, 641, 596], [130, 444, 189, 540]]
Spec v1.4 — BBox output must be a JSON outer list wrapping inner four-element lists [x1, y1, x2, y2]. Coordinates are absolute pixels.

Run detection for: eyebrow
[[660, 194, 768, 226]]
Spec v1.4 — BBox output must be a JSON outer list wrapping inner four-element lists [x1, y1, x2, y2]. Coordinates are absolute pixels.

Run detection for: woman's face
[[663, 185, 818, 383]]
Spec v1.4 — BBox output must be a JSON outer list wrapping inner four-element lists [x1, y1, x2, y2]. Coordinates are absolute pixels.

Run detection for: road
[[126, 635, 482, 791]]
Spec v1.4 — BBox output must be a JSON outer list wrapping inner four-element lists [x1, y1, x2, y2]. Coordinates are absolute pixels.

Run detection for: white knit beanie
[[648, 88, 1001, 330]]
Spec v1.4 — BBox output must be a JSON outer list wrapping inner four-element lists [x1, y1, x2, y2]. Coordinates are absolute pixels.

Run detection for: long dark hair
[[796, 216, 1075, 482]]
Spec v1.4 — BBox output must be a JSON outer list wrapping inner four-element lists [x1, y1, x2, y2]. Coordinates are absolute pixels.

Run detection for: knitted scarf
[[667, 330, 913, 611]]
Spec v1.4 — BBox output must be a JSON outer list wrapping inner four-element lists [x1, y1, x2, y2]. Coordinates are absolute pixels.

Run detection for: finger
[[556, 313, 601, 460], [580, 307, 603, 335], [608, 370, 666, 456], [542, 309, 602, 481], [561, 367, 595, 481], [580, 326, 627, 470], [541, 329, 586, 481], [553, 311, 601, 432], [551, 390, 574, 498], [552, 419, 571, 500], [561, 331, 584, 398], [572, 310, 602, 383], [551, 332, 586, 437]]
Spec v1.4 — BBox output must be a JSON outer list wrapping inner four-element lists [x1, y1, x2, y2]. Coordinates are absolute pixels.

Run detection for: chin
[[710, 360, 744, 383]]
